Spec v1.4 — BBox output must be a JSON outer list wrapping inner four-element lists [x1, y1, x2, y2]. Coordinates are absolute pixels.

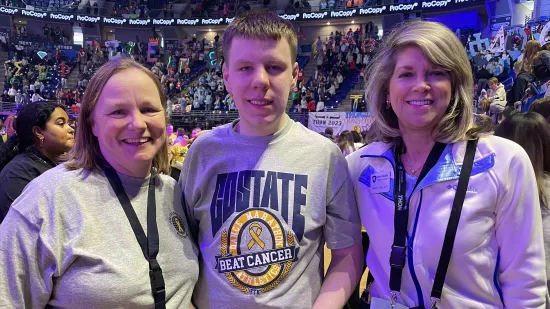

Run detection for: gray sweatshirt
[[0, 165, 199, 309], [180, 116, 362, 309]]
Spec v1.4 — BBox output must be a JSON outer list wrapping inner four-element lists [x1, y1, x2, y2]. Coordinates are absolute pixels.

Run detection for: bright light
[[351, 20, 355, 23], [327, 22, 330, 25], [209, 28, 212, 31]]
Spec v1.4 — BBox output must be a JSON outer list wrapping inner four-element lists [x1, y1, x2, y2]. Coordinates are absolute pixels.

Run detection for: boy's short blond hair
[[223, 10, 298, 63]]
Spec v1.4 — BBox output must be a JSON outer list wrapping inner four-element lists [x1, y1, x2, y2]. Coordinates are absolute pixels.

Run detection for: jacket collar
[[359, 141, 495, 201]]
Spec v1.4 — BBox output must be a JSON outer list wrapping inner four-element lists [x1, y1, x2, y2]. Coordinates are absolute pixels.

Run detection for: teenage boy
[[179, 10, 362, 309]]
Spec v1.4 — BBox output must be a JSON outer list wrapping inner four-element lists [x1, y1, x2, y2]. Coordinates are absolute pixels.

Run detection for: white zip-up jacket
[[346, 135, 546, 308]]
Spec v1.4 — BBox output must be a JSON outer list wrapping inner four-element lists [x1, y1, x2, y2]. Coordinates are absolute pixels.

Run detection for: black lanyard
[[101, 164, 166, 309], [390, 141, 446, 293], [389, 139, 478, 308]]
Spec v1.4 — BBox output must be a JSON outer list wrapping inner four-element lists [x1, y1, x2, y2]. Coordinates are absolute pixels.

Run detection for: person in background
[[32, 91, 46, 103], [507, 60, 534, 111], [487, 77, 507, 123], [495, 112, 550, 307], [166, 125, 177, 145], [169, 128, 188, 181], [0, 103, 74, 220], [0, 119, 4, 146], [3, 115, 16, 140], [521, 40, 542, 76], [0, 57, 199, 308], [531, 96, 550, 122], [324, 127, 334, 141], [347, 20, 546, 308], [352, 130, 363, 149], [337, 130, 356, 156]]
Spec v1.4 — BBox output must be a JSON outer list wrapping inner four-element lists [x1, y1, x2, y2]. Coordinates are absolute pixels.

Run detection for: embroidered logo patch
[[169, 212, 187, 237]]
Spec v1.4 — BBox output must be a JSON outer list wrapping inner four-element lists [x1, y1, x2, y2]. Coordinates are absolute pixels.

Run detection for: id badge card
[[370, 172, 390, 194], [370, 297, 410, 309]]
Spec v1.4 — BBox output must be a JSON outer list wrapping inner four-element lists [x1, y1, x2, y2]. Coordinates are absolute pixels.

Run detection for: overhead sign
[[0, 0, 487, 26], [490, 15, 511, 31], [389, 2, 419, 12]]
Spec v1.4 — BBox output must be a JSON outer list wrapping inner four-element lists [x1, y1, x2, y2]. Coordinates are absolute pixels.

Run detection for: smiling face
[[91, 68, 166, 177], [223, 37, 298, 136], [388, 46, 452, 135]]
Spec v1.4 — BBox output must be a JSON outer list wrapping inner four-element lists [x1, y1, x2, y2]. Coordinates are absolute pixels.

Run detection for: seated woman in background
[[0, 102, 74, 222], [495, 112, 550, 306], [0, 57, 199, 308]]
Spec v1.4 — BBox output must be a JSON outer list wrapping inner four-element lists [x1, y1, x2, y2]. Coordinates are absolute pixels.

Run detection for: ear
[[291, 62, 299, 88], [222, 63, 232, 95], [91, 114, 99, 137], [32, 126, 43, 141]]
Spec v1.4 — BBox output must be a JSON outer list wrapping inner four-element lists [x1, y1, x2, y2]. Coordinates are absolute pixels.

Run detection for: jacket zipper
[[407, 189, 425, 307]]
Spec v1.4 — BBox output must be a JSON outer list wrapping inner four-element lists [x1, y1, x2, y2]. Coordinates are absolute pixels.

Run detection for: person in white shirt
[[32, 92, 46, 103], [316, 99, 325, 112], [8, 86, 16, 97]]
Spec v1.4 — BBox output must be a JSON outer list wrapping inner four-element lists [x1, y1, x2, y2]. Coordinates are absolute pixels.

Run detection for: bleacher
[[28, 0, 73, 12]]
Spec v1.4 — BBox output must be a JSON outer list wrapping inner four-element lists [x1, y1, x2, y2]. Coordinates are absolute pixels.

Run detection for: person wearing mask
[[0, 57, 199, 308], [495, 112, 550, 308], [0, 103, 74, 221], [347, 20, 546, 308], [180, 11, 362, 309]]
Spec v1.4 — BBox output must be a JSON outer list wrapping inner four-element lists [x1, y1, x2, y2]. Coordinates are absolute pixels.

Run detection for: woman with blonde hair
[[522, 40, 542, 74], [347, 20, 546, 308], [0, 57, 199, 308]]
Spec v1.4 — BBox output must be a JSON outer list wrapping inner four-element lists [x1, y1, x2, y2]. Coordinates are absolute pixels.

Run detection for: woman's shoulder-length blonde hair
[[65, 56, 170, 175], [365, 20, 488, 145]]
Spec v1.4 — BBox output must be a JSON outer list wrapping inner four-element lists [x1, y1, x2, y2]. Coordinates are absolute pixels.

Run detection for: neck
[[108, 159, 152, 179], [35, 145, 59, 163], [400, 129, 436, 163], [236, 115, 288, 137]]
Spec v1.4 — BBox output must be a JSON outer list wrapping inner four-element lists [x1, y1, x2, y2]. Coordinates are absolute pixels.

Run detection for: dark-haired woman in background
[[0, 102, 74, 222], [495, 112, 550, 305]]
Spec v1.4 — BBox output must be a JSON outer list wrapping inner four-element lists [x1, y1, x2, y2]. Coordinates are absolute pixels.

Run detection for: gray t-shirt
[[180, 116, 362, 309], [0, 165, 199, 309]]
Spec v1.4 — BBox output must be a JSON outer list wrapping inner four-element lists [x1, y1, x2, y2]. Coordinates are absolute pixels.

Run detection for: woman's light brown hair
[[365, 20, 489, 145], [65, 56, 170, 174]]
